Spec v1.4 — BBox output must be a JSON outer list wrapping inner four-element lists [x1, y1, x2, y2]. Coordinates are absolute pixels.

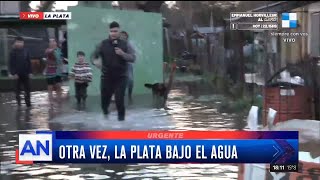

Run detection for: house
[[253, 2, 320, 120], [224, 1, 319, 120], [226, 1, 319, 76], [281, 2, 320, 62], [0, 1, 66, 75], [190, 26, 226, 73], [0, 1, 66, 91], [237, 3, 320, 179]]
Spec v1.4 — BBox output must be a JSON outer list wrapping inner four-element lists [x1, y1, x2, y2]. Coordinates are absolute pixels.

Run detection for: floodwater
[[0, 79, 246, 180]]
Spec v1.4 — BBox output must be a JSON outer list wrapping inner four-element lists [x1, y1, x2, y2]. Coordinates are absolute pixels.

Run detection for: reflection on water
[[0, 82, 244, 180]]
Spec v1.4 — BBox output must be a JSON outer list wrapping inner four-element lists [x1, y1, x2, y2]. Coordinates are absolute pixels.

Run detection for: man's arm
[[121, 42, 136, 63], [9, 51, 17, 75], [90, 42, 103, 69], [91, 42, 102, 61], [26, 51, 32, 75]]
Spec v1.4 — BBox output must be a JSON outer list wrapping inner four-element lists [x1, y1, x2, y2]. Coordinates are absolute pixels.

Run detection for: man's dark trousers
[[101, 74, 127, 119], [15, 75, 31, 106]]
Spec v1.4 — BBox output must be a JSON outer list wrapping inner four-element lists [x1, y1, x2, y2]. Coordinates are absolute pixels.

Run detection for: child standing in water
[[45, 39, 63, 103], [70, 51, 92, 109]]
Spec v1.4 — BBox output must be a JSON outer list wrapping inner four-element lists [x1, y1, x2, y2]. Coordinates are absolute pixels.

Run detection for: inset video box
[[230, 12, 278, 30]]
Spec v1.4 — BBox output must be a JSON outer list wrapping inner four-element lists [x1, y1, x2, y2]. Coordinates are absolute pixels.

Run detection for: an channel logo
[[16, 134, 52, 164], [282, 13, 297, 28]]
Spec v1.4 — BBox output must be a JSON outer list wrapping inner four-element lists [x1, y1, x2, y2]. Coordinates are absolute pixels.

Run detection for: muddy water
[[0, 81, 245, 180]]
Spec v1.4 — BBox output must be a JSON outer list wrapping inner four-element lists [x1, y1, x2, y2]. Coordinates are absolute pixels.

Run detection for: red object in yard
[[263, 86, 313, 126]]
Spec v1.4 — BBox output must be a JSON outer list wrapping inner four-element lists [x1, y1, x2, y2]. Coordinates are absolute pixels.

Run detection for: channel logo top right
[[281, 13, 298, 28]]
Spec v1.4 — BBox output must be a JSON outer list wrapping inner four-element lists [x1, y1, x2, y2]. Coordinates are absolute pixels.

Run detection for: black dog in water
[[144, 83, 167, 97], [144, 83, 168, 109], [144, 64, 176, 109]]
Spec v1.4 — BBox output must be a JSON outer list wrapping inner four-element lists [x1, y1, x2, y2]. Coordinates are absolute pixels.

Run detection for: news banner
[[17, 131, 299, 172], [19, 12, 71, 20]]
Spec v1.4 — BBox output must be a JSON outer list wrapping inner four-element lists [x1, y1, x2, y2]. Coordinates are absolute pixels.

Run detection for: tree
[[161, 1, 241, 52], [39, 1, 55, 11], [119, 1, 164, 12], [20, 1, 31, 11]]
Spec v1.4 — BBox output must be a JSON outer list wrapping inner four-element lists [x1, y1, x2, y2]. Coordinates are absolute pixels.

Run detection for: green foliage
[[253, 94, 263, 109], [218, 96, 251, 114], [164, 56, 175, 63], [208, 73, 243, 98], [217, 96, 251, 114], [229, 95, 263, 113], [229, 82, 244, 98], [205, 72, 264, 114], [232, 98, 251, 112]]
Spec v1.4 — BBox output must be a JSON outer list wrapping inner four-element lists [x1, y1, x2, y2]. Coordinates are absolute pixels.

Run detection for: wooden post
[[231, 31, 245, 96], [238, 31, 245, 84], [206, 34, 211, 72], [164, 27, 171, 59], [312, 57, 320, 120], [1, 29, 9, 67]]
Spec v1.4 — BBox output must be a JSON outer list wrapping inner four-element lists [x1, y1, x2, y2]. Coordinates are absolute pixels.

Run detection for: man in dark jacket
[[92, 21, 136, 121], [9, 37, 32, 107]]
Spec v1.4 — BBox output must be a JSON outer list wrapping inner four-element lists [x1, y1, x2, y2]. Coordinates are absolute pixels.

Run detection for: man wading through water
[[92, 21, 136, 121], [120, 31, 136, 105], [9, 37, 32, 107]]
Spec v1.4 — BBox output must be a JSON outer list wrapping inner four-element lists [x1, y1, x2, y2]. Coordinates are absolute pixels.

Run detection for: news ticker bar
[[17, 131, 298, 164], [20, 12, 71, 20], [230, 12, 278, 30]]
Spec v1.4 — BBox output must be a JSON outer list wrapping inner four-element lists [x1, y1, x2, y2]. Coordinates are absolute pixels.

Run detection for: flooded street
[[0, 80, 245, 180], [1, 0, 320, 179]]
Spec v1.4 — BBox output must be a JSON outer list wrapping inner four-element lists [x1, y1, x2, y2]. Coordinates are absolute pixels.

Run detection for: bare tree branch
[[37, 1, 55, 12]]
